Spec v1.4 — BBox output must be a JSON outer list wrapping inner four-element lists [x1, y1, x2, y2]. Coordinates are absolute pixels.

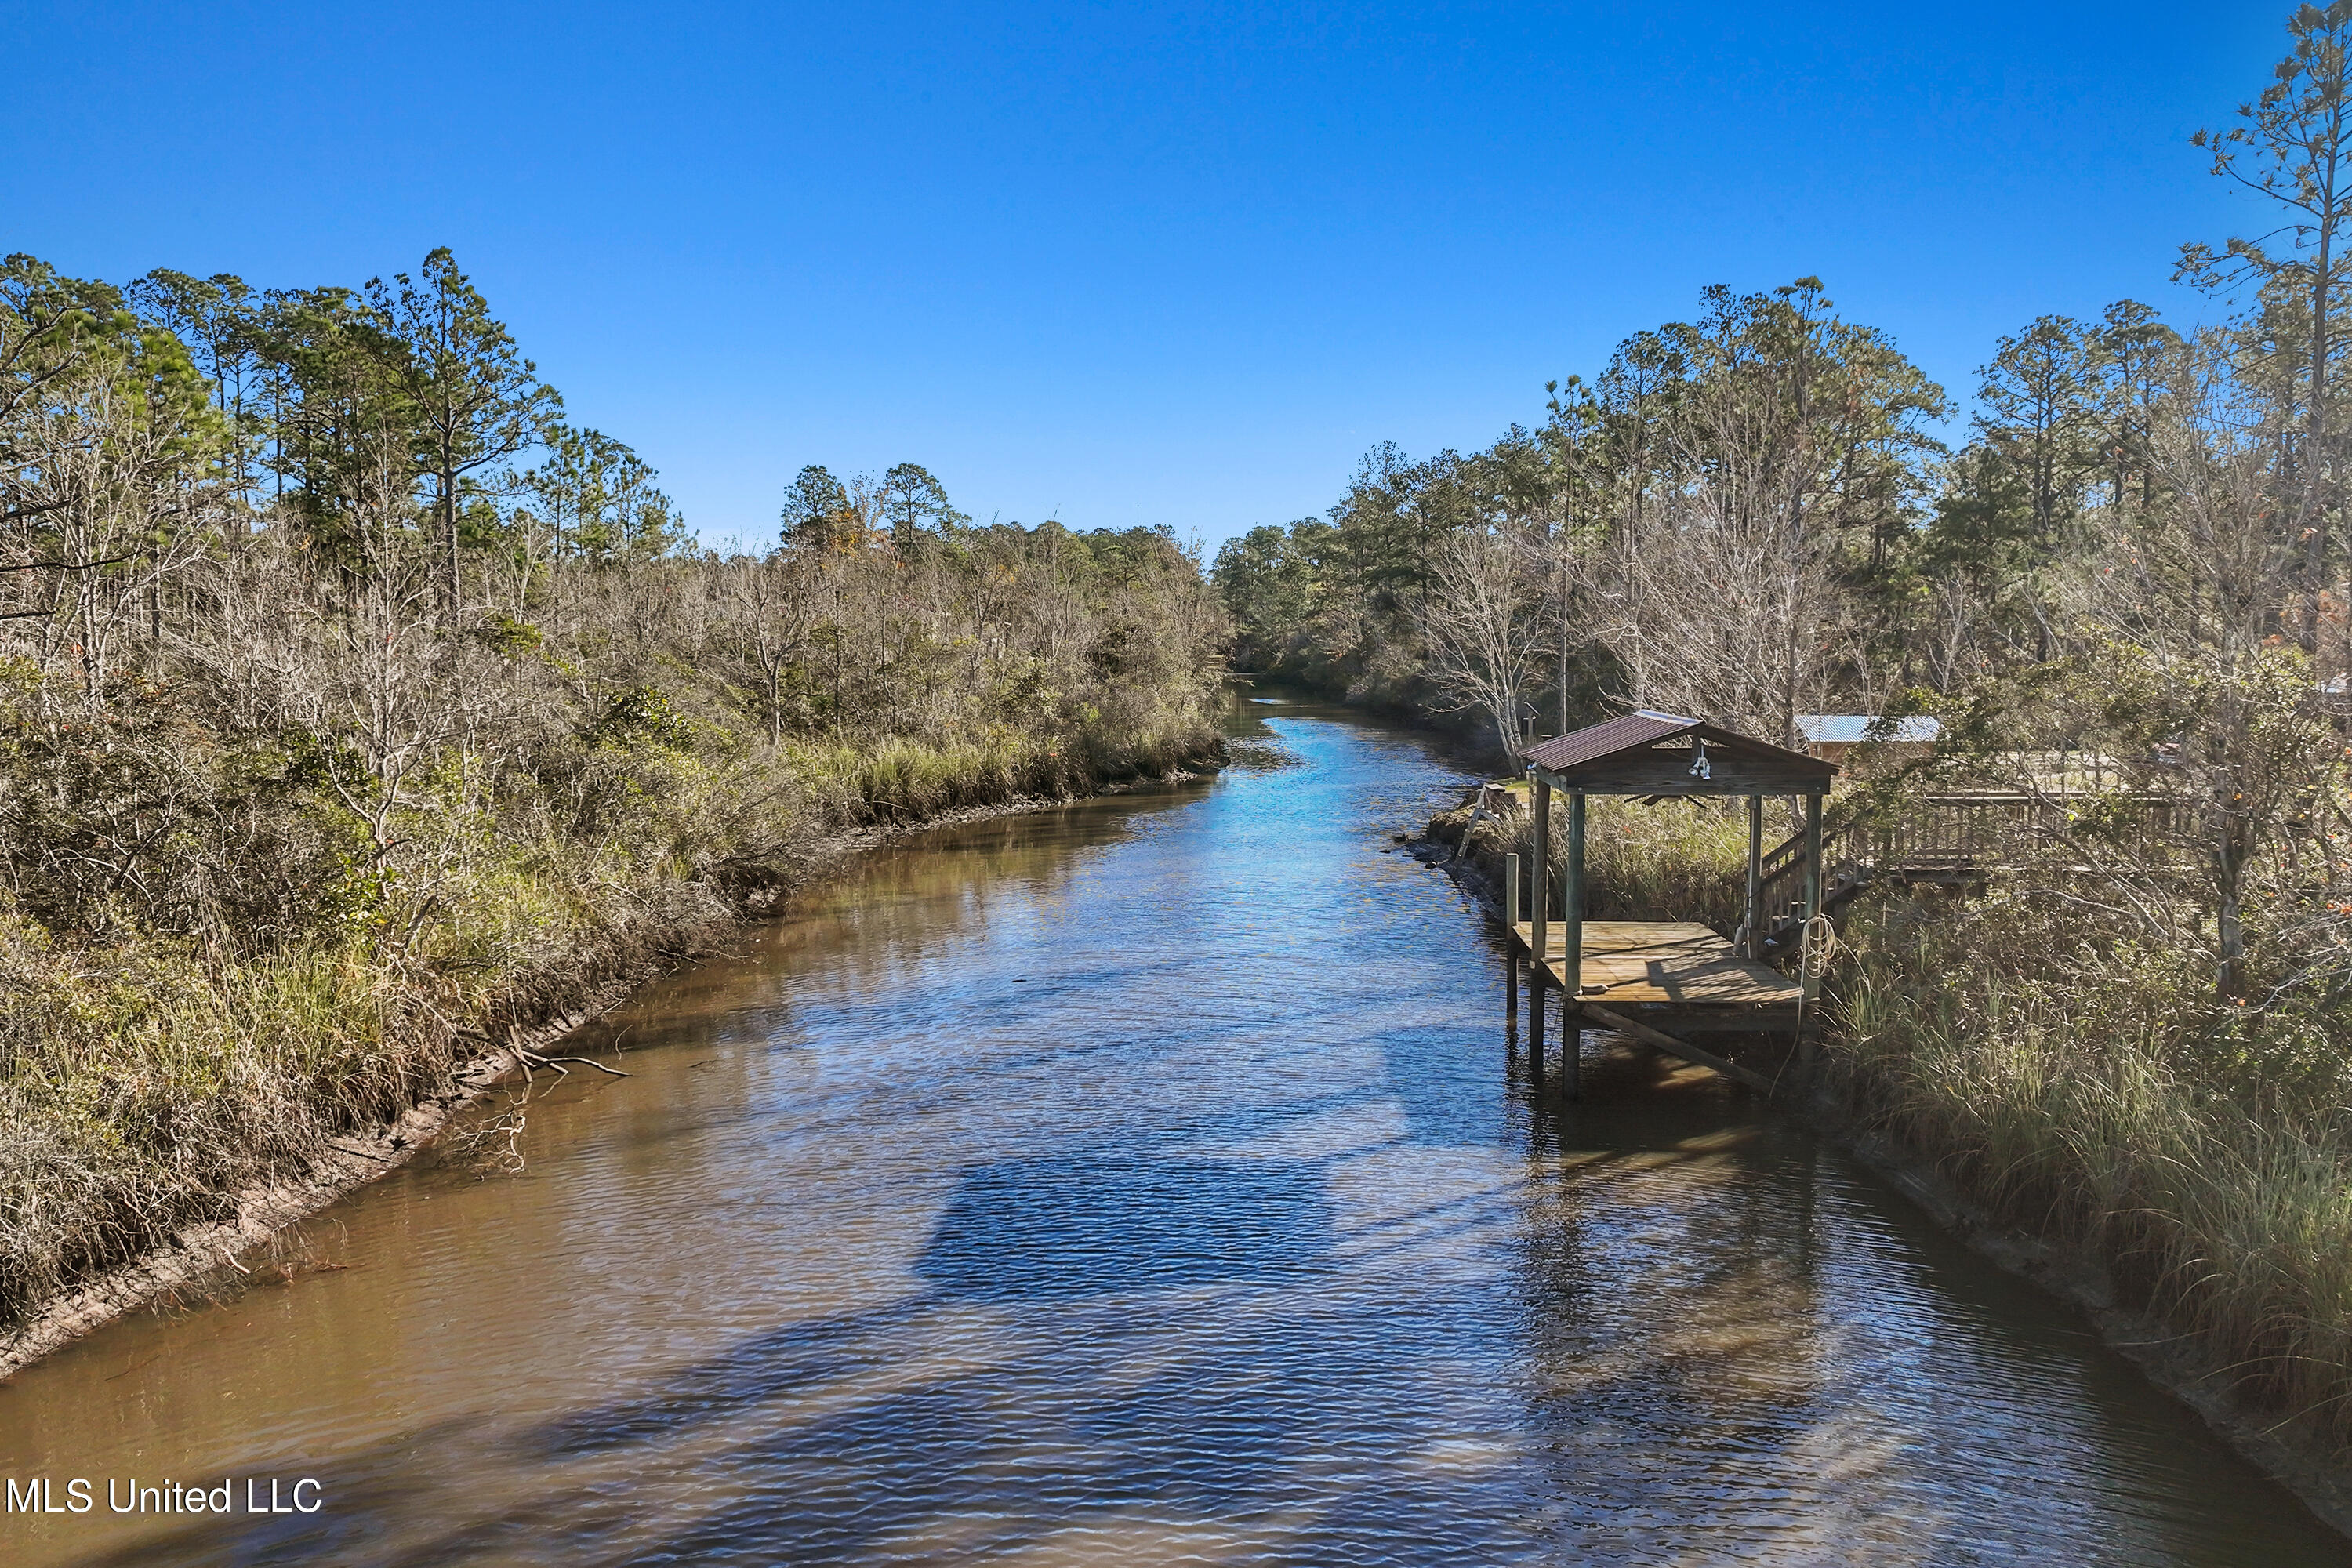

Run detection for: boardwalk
[[1511, 920, 1801, 1010]]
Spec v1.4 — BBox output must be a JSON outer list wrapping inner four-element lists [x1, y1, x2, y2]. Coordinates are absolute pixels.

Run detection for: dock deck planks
[[1510, 920, 1800, 1010]]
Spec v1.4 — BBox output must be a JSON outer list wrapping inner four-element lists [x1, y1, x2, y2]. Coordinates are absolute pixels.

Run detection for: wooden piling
[[1803, 791, 1824, 927], [1557, 996, 1580, 1099], [1503, 852, 1522, 1040], [1801, 790, 1824, 1065], [1744, 793, 1764, 958], [1560, 792, 1586, 1099], [1530, 775, 1551, 1083]]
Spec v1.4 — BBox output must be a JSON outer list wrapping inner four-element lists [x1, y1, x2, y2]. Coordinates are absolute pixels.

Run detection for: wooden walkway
[[1512, 920, 1801, 1009], [1508, 920, 1802, 1094]]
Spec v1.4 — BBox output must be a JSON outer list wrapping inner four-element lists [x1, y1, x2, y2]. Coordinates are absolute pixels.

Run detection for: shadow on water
[[916, 1152, 1334, 1299], [12, 694, 2352, 1566]]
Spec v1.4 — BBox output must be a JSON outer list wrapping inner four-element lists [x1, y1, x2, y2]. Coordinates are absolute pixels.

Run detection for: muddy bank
[[0, 763, 1219, 1385], [1828, 1118, 2352, 1541]]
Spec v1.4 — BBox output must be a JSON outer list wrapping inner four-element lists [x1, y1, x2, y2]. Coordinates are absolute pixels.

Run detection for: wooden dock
[[1507, 920, 1802, 1094], [1501, 710, 1839, 1099], [1512, 920, 1801, 1013]]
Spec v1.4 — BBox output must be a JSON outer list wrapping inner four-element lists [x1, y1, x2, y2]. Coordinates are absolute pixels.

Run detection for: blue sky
[[3, 2, 2296, 551]]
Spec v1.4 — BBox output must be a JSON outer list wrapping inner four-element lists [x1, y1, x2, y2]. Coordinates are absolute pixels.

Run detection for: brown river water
[[3, 697, 2348, 1566]]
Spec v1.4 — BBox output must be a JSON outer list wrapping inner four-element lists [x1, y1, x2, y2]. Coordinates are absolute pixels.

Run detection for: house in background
[[1793, 714, 1941, 766]]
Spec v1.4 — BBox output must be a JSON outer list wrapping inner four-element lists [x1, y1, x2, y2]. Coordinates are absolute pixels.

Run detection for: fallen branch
[[541, 1054, 631, 1076], [514, 1047, 630, 1078]]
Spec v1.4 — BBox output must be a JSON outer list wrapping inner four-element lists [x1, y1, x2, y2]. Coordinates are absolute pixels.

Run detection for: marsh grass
[[1435, 779, 2352, 1441], [1835, 889, 2352, 1441], [0, 717, 1216, 1332], [1433, 789, 1751, 929], [1577, 797, 1752, 929], [0, 926, 430, 1318]]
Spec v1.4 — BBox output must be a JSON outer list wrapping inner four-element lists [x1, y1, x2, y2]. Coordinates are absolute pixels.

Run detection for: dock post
[[1558, 1004, 1580, 1099], [1744, 793, 1764, 957], [1560, 792, 1586, 1098], [1803, 792, 1824, 924], [1503, 852, 1522, 1041], [1530, 773, 1551, 1083], [1801, 791, 1824, 1064]]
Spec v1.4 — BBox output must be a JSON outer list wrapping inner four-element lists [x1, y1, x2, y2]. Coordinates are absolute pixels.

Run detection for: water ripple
[[2, 701, 2342, 1567]]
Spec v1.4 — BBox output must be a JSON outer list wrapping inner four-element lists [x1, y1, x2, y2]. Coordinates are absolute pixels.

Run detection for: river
[[2, 697, 2345, 1566]]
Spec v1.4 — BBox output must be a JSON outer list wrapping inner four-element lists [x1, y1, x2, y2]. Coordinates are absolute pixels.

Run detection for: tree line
[[1218, 5, 2352, 775], [1227, 8, 2352, 1442], [1218, 7, 2352, 1011], [0, 245, 1224, 1323], [1215, 277, 2225, 754]]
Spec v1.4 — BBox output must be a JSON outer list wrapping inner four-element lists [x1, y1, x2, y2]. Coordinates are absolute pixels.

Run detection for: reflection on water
[[918, 1153, 1332, 1298], [2, 697, 2344, 1566]]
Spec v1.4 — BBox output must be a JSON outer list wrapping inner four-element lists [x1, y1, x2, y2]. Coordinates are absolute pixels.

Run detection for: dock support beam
[[1560, 791, 1585, 1099], [1803, 791, 1824, 927], [1743, 793, 1763, 957], [1502, 851, 1521, 1042], [1530, 772, 1550, 1085], [1576, 1004, 1777, 1096], [1801, 790, 1824, 1065]]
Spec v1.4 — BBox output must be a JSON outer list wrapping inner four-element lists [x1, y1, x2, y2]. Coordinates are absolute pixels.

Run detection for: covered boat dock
[[1504, 710, 1838, 1096]]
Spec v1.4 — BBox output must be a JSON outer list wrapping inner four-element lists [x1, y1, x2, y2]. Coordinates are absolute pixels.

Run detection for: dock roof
[[1519, 710, 1836, 796]]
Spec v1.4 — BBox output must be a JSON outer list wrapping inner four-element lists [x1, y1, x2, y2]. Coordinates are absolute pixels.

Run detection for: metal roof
[[1518, 710, 1836, 788], [1519, 710, 1697, 771], [1795, 714, 1940, 745]]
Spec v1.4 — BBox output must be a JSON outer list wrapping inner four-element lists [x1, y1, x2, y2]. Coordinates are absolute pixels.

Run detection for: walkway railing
[[1755, 790, 2181, 940], [1849, 792, 2180, 873]]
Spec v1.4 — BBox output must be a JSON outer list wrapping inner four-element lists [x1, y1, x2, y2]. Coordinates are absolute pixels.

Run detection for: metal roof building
[[1794, 715, 1941, 747]]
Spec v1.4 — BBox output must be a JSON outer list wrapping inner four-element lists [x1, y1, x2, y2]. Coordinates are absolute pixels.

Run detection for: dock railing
[[1755, 790, 2181, 928], [1851, 791, 2180, 873]]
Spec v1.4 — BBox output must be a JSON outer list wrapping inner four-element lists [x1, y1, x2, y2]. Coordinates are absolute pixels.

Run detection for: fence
[[1755, 792, 2182, 920]]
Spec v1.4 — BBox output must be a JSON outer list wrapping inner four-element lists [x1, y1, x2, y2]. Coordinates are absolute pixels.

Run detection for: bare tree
[[738, 549, 821, 744], [2088, 336, 2337, 999], [1415, 524, 1543, 754], [2180, 1, 2352, 640]]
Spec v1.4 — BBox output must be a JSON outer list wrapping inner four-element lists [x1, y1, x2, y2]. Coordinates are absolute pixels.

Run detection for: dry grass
[[0, 714, 1219, 1332], [1432, 789, 1751, 929], [1835, 888, 2352, 1442]]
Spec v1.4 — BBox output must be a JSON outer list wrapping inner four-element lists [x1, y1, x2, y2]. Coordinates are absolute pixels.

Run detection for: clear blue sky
[[3, 2, 2296, 551]]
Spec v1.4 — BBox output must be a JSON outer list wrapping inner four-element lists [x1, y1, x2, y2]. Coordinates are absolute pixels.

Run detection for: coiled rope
[[1795, 913, 1839, 1042]]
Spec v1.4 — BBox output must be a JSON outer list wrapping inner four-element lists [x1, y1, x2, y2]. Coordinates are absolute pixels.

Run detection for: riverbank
[[1415, 786, 2352, 1541], [1829, 1116, 2352, 1541], [20, 702, 2343, 1565], [0, 739, 1222, 1384]]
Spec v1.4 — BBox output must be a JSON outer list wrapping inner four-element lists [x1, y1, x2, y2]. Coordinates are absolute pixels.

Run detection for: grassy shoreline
[[0, 724, 1221, 1371], [1, 249, 1251, 1370], [1828, 893, 2352, 1431], [1421, 783, 2352, 1526]]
